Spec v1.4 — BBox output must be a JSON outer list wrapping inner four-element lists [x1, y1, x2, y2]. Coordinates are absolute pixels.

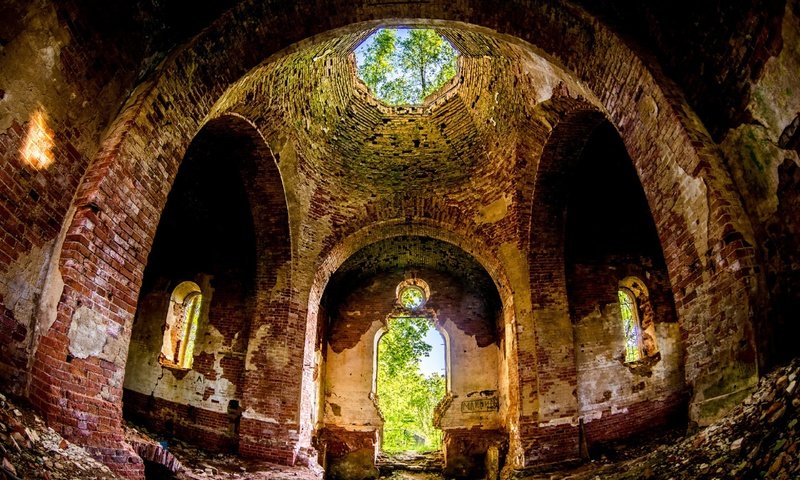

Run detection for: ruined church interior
[[1, 1, 799, 479]]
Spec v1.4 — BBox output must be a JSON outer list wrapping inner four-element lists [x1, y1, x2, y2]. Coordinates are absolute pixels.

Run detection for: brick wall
[[0, 1, 780, 477], [123, 389, 239, 452]]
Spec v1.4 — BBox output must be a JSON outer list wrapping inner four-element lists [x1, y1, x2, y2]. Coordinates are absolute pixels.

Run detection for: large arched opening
[[121, 115, 291, 458], [318, 235, 503, 479]]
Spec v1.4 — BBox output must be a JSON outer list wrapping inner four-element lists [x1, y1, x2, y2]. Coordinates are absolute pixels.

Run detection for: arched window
[[618, 277, 659, 363], [160, 281, 203, 369], [618, 287, 642, 362]]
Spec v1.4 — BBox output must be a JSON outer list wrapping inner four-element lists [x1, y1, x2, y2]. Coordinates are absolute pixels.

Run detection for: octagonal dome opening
[[354, 28, 459, 106]]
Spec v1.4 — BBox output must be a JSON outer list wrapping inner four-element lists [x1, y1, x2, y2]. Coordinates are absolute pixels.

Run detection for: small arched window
[[160, 281, 203, 369], [618, 277, 658, 363]]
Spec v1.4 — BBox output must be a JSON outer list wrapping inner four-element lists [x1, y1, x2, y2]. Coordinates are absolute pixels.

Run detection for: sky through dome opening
[[355, 28, 458, 105]]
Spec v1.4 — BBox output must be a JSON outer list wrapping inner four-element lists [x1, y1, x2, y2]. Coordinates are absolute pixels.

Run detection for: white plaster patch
[[476, 193, 512, 224], [672, 161, 709, 264], [39, 45, 57, 73], [201, 324, 226, 354], [245, 324, 270, 371], [242, 408, 279, 423], [518, 46, 602, 106], [611, 405, 629, 415], [538, 416, 575, 427], [581, 411, 603, 424], [0, 240, 54, 329], [270, 261, 291, 301], [67, 306, 126, 364]]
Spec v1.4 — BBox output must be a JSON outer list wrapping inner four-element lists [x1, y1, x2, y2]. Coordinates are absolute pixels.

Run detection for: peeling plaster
[[242, 408, 279, 424], [270, 261, 291, 301], [538, 415, 575, 428], [517, 46, 600, 107], [200, 324, 226, 354], [67, 306, 126, 364], [245, 323, 290, 371], [0, 240, 53, 330], [672, 162, 709, 266], [476, 193, 512, 225], [0, 202, 75, 346]]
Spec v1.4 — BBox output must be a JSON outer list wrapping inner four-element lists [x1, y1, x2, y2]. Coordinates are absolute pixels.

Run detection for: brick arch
[[28, 112, 291, 475], [307, 218, 513, 315], [516, 105, 609, 466], [300, 217, 517, 447], [28, 1, 760, 474], [192, 115, 297, 461]]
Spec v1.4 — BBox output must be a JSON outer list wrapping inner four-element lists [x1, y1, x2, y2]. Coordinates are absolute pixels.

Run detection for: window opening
[[399, 285, 426, 310], [377, 317, 445, 453], [618, 287, 642, 363], [618, 277, 659, 363], [355, 28, 458, 105], [160, 281, 203, 369]]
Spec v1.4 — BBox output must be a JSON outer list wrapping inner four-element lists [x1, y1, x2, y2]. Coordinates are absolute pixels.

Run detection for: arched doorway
[[375, 278, 448, 454], [121, 115, 291, 456], [319, 236, 503, 479]]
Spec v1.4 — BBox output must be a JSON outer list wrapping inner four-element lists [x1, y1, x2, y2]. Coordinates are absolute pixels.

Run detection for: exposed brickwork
[[0, 1, 786, 478], [123, 389, 239, 452], [583, 392, 688, 448]]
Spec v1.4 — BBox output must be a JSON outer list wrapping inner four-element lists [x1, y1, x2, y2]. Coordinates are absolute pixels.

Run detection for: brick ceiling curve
[[322, 235, 502, 317], [215, 24, 585, 195]]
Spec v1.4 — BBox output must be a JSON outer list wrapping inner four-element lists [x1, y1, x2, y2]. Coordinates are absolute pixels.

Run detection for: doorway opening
[[376, 280, 447, 453]]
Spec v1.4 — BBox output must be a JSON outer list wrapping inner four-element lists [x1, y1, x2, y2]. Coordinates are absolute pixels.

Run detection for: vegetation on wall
[[377, 316, 445, 452], [356, 28, 458, 105]]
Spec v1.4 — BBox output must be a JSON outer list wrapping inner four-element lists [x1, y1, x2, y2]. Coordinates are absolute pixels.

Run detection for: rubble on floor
[[517, 357, 800, 480], [122, 423, 323, 480], [377, 451, 445, 479], [2, 357, 798, 479], [0, 393, 119, 480]]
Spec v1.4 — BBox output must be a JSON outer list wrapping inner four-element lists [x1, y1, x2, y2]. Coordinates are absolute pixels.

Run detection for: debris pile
[[123, 422, 323, 480], [0, 393, 119, 480], [519, 357, 800, 479], [1, 357, 798, 479], [377, 450, 444, 477], [168, 440, 323, 480]]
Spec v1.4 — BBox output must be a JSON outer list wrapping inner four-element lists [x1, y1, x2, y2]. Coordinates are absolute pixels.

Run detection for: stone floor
[[1, 358, 798, 479]]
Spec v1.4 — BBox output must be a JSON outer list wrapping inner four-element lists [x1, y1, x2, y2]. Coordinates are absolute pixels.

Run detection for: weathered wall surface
[[719, 0, 800, 370], [322, 266, 502, 469], [123, 274, 246, 452], [571, 260, 686, 445], [0, 1, 790, 477], [0, 0, 238, 397], [323, 269, 502, 426]]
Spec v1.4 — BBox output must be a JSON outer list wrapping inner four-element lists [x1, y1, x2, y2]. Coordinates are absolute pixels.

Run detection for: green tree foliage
[[377, 317, 445, 452], [356, 28, 458, 105]]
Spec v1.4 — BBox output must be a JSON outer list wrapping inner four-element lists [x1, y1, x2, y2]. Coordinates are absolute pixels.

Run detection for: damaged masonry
[[1, 1, 799, 479]]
